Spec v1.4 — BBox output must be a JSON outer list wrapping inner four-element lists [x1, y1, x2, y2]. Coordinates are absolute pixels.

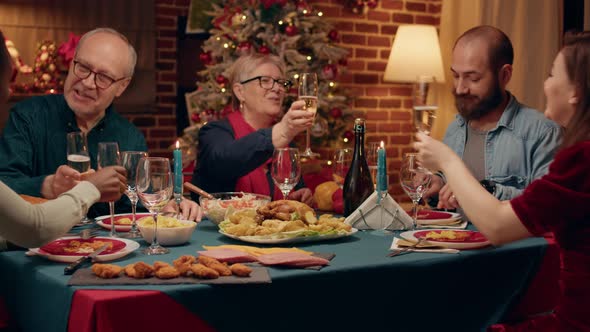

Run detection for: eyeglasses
[[240, 76, 293, 92], [72, 60, 127, 89]]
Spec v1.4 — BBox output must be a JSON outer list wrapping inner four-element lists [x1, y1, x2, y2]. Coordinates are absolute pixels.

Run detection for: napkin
[[344, 192, 413, 231], [390, 237, 459, 254]]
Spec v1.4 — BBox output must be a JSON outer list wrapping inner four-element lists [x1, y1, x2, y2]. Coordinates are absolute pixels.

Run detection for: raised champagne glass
[[298, 72, 319, 158], [121, 151, 148, 239], [66, 131, 93, 225], [412, 75, 437, 135], [136, 157, 173, 255], [97, 142, 121, 237]]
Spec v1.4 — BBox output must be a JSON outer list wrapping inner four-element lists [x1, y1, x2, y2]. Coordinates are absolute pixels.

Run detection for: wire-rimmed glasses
[[136, 157, 173, 255], [271, 148, 301, 200], [67, 131, 93, 225], [121, 151, 148, 239], [97, 142, 121, 237], [298, 72, 319, 158], [400, 153, 432, 229]]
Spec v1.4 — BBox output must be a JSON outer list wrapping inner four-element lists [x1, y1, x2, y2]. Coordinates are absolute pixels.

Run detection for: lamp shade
[[384, 25, 445, 83]]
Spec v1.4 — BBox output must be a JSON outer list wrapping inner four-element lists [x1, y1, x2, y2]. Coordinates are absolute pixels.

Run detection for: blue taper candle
[[376, 141, 387, 203], [173, 141, 183, 195]]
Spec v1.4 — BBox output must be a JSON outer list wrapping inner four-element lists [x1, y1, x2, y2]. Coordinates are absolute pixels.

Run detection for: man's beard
[[453, 80, 504, 121]]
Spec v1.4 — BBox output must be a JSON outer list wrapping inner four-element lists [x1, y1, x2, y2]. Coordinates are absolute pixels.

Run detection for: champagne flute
[[400, 153, 432, 229], [298, 72, 319, 158], [67, 132, 93, 225], [412, 75, 438, 135], [121, 151, 148, 239], [136, 157, 173, 255], [332, 148, 352, 188], [97, 142, 121, 237], [271, 148, 301, 200]]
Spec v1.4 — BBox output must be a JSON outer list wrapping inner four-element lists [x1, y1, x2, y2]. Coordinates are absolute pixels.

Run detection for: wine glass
[[412, 75, 438, 135], [400, 153, 432, 229], [366, 142, 380, 189], [332, 148, 352, 188], [136, 157, 173, 255], [121, 151, 148, 239], [271, 148, 301, 200], [298, 72, 319, 158], [97, 142, 121, 237], [67, 132, 93, 225]]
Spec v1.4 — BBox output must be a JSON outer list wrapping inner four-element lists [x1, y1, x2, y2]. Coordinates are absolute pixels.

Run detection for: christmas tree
[[184, 0, 355, 151]]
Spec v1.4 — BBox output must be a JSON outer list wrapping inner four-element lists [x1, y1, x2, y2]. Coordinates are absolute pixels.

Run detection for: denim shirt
[[442, 94, 562, 200]]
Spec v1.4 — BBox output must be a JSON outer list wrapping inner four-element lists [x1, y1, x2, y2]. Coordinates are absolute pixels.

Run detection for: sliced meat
[[256, 252, 329, 267], [197, 248, 257, 263]]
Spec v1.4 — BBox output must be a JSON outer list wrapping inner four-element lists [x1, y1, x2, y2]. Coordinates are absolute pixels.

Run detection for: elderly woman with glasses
[[191, 53, 315, 205]]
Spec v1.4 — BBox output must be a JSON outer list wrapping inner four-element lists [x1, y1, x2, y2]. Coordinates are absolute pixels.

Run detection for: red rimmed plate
[[408, 210, 461, 225], [28, 237, 140, 263], [96, 213, 151, 231], [400, 229, 490, 249]]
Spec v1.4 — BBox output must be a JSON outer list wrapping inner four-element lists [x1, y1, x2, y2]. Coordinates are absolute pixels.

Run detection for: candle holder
[[174, 192, 182, 218]]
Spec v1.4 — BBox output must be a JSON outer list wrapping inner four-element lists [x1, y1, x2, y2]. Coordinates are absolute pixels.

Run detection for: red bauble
[[343, 130, 354, 141], [199, 52, 212, 65], [258, 45, 271, 54], [322, 64, 338, 80], [367, 0, 378, 9], [285, 25, 299, 37], [205, 108, 215, 115], [328, 30, 339, 42], [329, 107, 343, 119], [190, 112, 201, 123], [216, 75, 227, 85], [237, 41, 252, 55]]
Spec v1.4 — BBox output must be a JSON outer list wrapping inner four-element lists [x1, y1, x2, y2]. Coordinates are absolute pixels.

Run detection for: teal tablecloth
[[0, 221, 547, 332]]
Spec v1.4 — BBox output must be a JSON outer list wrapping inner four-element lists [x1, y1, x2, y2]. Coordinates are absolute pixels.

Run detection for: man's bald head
[[454, 25, 513, 73]]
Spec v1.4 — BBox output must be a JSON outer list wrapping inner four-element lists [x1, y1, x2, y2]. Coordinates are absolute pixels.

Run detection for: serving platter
[[219, 228, 358, 244]]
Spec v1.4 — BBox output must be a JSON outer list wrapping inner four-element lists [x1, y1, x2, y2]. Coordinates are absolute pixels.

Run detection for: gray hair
[[76, 27, 137, 77], [228, 53, 286, 108]]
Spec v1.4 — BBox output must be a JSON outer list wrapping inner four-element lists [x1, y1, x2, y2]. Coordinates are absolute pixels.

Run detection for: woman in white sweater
[[0, 30, 127, 250]]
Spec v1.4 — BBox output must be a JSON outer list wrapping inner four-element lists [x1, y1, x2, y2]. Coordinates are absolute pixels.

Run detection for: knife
[[64, 243, 110, 275]]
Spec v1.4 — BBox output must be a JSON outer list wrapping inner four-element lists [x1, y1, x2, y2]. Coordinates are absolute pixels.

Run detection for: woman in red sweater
[[415, 31, 590, 332]]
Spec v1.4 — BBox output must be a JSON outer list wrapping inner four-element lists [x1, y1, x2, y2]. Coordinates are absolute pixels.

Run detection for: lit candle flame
[[380, 141, 385, 149], [175, 140, 180, 149]]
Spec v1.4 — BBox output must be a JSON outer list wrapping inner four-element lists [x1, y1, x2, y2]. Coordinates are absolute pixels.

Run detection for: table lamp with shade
[[384, 24, 445, 135]]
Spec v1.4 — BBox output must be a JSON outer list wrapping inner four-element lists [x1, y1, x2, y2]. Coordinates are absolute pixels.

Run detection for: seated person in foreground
[[0, 27, 201, 221], [424, 25, 561, 210], [0, 29, 127, 251], [414, 30, 590, 332], [192, 53, 314, 205]]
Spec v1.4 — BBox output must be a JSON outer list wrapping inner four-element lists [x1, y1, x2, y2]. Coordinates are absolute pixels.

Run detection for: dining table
[[0, 218, 557, 332]]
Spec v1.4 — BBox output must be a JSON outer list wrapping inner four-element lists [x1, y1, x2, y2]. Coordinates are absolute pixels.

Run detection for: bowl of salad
[[199, 192, 271, 225]]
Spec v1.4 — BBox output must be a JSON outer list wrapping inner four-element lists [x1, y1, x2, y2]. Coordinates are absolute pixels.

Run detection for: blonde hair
[[228, 53, 286, 109]]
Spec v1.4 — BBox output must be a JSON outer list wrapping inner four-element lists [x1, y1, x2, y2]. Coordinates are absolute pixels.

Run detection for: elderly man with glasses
[[0, 27, 201, 221], [191, 53, 315, 205]]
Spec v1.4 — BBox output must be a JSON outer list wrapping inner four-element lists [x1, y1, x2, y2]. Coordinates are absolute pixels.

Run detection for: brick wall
[[149, 0, 442, 202]]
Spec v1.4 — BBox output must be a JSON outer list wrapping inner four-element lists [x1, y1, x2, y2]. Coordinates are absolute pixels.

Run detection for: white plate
[[95, 213, 151, 232], [219, 228, 358, 244], [400, 229, 490, 250], [28, 236, 140, 263], [415, 210, 462, 225]]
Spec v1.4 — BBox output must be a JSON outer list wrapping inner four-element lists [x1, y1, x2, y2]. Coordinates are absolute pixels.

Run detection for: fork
[[387, 238, 427, 257]]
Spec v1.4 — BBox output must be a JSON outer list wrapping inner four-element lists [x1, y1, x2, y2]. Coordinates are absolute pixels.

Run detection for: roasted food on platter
[[199, 192, 271, 225], [91, 255, 251, 280], [219, 200, 351, 238], [92, 263, 122, 278]]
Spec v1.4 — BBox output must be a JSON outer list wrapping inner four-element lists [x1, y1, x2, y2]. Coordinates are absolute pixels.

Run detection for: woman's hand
[[162, 198, 203, 222], [272, 100, 314, 148], [413, 132, 457, 171], [288, 188, 314, 206]]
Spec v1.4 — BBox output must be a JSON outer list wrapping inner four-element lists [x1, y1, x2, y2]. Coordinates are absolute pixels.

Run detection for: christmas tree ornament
[[343, 130, 354, 142], [330, 107, 343, 119], [33, 40, 62, 93], [285, 25, 299, 37], [321, 64, 338, 80], [237, 41, 252, 55], [328, 30, 339, 42], [258, 45, 271, 54], [215, 75, 228, 85], [190, 112, 201, 123]]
